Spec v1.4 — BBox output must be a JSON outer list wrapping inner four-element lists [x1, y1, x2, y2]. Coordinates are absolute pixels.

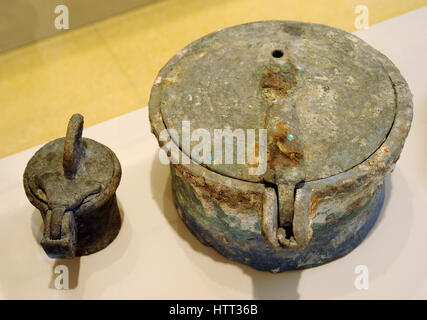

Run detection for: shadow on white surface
[[297, 168, 414, 299], [30, 209, 43, 243], [49, 258, 81, 289], [150, 155, 302, 299], [31, 209, 82, 289], [149, 150, 416, 299], [27, 199, 132, 296]]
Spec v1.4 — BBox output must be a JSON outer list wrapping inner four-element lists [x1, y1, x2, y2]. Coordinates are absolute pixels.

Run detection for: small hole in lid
[[272, 49, 284, 58]]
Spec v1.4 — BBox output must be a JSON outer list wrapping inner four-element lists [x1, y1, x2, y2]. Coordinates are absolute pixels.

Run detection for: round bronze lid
[[149, 21, 406, 186], [23, 114, 121, 214]]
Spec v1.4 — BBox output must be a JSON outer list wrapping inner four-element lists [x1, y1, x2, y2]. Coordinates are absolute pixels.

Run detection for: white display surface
[[1, 7, 426, 299]]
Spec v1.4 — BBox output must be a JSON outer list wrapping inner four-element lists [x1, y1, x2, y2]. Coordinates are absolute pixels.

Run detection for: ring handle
[[63, 114, 84, 179]]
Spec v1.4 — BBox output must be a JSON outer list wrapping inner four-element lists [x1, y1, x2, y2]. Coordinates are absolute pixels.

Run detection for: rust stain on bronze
[[260, 64, 297, 98], [176, 163, 262, 212], [268, 121, 303, 167], [248, 143, 260, 168], [148, 21, 413, 272], [310, 195, 322, 217]]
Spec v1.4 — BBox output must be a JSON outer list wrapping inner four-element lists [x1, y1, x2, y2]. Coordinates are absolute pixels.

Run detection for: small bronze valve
[[23, 114, 122, 259]]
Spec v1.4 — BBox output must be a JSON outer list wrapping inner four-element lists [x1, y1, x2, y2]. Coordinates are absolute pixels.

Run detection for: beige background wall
[[0, 0, 426, 158], [0, 0, 156, 53]]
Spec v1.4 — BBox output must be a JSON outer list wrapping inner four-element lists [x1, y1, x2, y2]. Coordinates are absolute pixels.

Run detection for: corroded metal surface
[[172, 163, 385, 271], [153, 21, 396, 183], [23, 114, 122, 259], [149, 21, 413, 272]]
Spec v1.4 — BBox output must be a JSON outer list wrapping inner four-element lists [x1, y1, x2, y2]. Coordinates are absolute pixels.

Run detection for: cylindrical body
[[24, 115, 122, 259], [149, 21, 413, 272], [171, 163, 384, 271]]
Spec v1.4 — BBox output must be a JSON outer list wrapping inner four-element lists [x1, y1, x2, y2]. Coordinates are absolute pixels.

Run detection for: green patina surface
[[157, 21, 396, 184], [172, 164, 385, 271], [149, 21, 412, 271]]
